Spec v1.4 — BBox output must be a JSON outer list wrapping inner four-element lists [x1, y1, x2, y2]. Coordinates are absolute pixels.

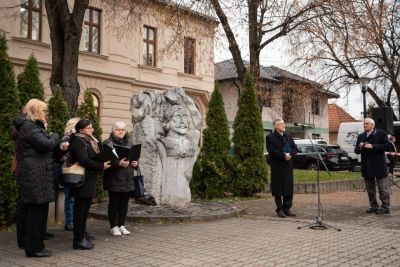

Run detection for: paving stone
[[1, 187, 400, 266]]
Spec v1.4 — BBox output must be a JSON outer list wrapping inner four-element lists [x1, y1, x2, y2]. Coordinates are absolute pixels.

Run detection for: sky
[[214, 36, 364, 120]]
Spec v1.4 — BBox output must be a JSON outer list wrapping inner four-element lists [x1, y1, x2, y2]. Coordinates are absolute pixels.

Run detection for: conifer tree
[[76, 90, 103, 201], [47, 86, 69, 137], [76, 90, 102, 140], [191, 83, 232, 198], [0, 34, 20, 226], [17, 54, 44, 106], [231, 72, 268, 196]]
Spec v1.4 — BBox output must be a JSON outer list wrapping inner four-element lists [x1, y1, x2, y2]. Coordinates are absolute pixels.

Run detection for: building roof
[[215, 59, 279, 82], [158, 0, 219, 24], [329, 104, 357, 133], [215, 59, 339, 98]]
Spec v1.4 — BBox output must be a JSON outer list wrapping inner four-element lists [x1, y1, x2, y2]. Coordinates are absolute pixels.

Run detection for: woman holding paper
[[69, 119, 111, 250], [103, 121, 138, 236]]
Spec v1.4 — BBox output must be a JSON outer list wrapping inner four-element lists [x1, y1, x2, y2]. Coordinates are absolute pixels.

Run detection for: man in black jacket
[[355, 118, 390, 214], [266, 118, 298, 217]]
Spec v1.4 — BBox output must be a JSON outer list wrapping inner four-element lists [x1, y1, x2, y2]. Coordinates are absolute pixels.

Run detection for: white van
[[337, 122, 363, 165]]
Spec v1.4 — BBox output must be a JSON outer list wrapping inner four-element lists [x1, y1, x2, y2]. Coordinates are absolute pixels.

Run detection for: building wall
[[218, 80, 331, 142], [1, 0, 215, 139], [329, 132, 338, 145]]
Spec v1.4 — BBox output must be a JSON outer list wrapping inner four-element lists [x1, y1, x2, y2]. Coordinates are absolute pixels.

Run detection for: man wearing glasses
[[355, 118, 391, 214], [266, 118, 298, 218]]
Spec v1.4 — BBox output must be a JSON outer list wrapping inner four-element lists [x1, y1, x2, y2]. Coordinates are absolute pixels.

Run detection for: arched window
[[91, 93, 100, 116]]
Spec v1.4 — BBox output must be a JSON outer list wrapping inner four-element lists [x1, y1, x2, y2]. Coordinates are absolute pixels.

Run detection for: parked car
[[318, 145, 352, 171], [265, 144, 352, 171], [294, 138, 328, 145]]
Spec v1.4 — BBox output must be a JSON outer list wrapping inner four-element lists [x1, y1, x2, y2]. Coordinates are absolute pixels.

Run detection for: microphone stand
[[296, 127, 341, 231]]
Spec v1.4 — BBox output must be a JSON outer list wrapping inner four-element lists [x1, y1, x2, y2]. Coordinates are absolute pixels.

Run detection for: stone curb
[[265, 179, 365, 194], [89, 204, 246, 224]]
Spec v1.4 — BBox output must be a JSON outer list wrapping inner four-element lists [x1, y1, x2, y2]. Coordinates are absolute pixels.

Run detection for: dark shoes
[[366, 208, 379, 214], [375, 209, 390, 215], [277, 210, 296, 217], [26, 248, 52, 258], [277, 210, 286, 218], [84, 232, 95, 241], [73, 238, 94, 250], [366, 208, 390, 214], [64, 224, 73, 231], [284, 210, 296, 217]]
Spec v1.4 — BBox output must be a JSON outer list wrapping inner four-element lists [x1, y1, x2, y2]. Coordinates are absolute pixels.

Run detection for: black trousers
[[389, 156, 396, 174], [107, 191, 130, 228], [73, 197, 92, 243], [17, 202, 49, 255], [274, 196, 293, 212]]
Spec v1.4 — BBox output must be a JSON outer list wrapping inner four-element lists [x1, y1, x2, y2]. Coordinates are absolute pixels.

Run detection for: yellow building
[[0, 0, 217, 139]]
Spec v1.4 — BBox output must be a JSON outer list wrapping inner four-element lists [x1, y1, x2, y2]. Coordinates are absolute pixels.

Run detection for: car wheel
[[307, 162, 318, 170]]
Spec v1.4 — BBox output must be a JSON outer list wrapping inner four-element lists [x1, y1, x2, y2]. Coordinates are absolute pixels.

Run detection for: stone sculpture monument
[[130, 87, 202, 205]]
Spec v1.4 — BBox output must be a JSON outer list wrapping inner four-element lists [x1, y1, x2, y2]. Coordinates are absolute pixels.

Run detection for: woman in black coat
[[103, 121, 138, 236], [14, 99, 63, 257], [69, 119, 110, 250]]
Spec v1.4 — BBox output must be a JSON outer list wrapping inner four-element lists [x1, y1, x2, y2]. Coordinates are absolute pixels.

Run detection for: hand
[[131, 161, 138, 168], [364, 144, 373, 149], [60, 142, 69, 151], [103, 161, 111, 170], [359, 142, 365, 149], [284, 153, 292, 161], [118, 158, 129, 168]]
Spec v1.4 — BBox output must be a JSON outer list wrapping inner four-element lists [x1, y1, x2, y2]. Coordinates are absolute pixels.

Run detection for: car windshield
[[297, 145, 325, 153], [323, 146, 343, 153]]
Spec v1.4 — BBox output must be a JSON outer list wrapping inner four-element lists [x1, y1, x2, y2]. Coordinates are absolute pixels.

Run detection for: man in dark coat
[[266, 118, 298, 217], [355, 118, 390, 214]]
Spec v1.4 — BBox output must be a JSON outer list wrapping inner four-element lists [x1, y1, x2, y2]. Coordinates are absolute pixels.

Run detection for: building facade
[[328, 104, 357, 144], [0, 0, 216, 139], [215, 59, 339, 148]]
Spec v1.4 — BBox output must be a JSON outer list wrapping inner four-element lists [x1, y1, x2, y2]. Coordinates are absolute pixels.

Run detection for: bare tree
[[44, 0, 89, 115], [210, 0, 326, 91], [289, 0, 400, 115]]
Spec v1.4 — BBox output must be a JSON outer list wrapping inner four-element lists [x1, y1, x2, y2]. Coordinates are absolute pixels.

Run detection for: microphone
[[294, 122, 314, 128]]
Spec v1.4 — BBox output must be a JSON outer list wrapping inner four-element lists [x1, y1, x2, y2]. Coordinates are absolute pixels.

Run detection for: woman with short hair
[[103, 121, 138, 236], [14, 99, 62, 257]]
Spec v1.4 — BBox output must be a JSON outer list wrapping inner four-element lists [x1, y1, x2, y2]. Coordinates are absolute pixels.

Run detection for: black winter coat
[[266, 131, 298, 196], [14, 117, 60, 204], [103, 134, 135, 192], [69, 136, 104, 198], [355, 129, 389, 178]]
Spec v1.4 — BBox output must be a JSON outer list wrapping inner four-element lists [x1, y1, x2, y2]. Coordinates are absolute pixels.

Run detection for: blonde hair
[[64, 117, 80, 135], [23, 99, 47, 122]]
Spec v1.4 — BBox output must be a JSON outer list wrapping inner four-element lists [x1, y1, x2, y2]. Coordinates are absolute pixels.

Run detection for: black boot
[[73, 238, 94, 250], [26, 248, 52, 257]]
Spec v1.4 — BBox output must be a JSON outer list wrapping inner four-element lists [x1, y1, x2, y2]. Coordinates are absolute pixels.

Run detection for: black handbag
[[133, 167, 145, 197], [60, 162, 85, 188]]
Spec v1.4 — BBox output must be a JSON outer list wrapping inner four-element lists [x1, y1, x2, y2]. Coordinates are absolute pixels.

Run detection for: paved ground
[[1, 183, 399, 266]]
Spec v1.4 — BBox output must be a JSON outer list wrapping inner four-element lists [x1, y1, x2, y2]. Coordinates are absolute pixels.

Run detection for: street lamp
[[355, 77, 372, 119]]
